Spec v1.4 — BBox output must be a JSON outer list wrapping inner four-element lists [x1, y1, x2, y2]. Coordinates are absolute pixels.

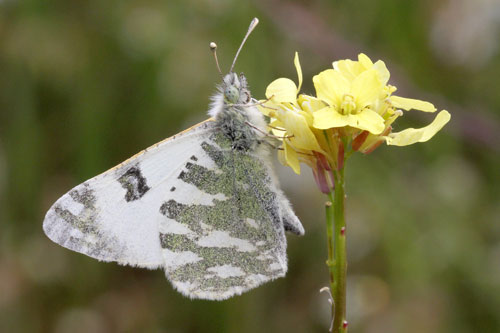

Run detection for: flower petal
[[279, 108, 323, 151], [298, 110, 314, 127], [298, 94, 326, 115], [385, 110, 451, 146], [347, 109, 385, 134], [313, 107, 349, 129], [373, 60, 390, 86], [265, 78, 298, 103], [294, 52, 302, 92], [257, 100, 279, 116], [351, 69, 381, 108], [313, 107, 385, 134], [313, 69, 350, 106], [358, 53, 373, 69], [269, 119, 286, 137], [333, 59, 360, 82], [391, 95, 437, 112], [284, 140, 301, 174]]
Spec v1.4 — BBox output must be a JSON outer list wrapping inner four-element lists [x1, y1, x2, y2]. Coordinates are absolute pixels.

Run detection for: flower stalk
[[332, 162, 347, 332], [325, 146, 348, 333], [325, 198, 335, 319]]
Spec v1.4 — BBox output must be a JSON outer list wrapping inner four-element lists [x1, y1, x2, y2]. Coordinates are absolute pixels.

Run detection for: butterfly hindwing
[[43, 120, 215, 268], [158, 130, 294, 300]]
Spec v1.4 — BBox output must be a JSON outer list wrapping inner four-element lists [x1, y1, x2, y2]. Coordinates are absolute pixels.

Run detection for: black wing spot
[[118, 165, 150, 202], [160, 199, 187, 219], [69, 183, 97, 208], [170, 186, 176, 192], [190, 155, 198, 161]]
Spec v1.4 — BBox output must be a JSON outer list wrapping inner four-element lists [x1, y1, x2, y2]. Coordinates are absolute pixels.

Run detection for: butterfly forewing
[[43, 120, 215, 268]]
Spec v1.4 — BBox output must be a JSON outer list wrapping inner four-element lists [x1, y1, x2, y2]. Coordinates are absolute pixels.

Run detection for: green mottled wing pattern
[[158, 130, 290, 300]]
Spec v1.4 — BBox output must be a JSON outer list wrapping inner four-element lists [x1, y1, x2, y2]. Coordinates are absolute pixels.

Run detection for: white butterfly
[[43, 18, 304, 300]]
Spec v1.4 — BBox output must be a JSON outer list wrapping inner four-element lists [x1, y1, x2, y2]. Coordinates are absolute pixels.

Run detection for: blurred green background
[[1, 0, 499, 332]]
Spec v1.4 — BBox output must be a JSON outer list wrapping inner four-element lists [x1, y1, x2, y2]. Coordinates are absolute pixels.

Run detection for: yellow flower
[[312, 68, 386, 134], [327, 53, 451, 151], [334, 53, 436, 115], [260, 53, 324, 174], [259, 52, 451, 177]]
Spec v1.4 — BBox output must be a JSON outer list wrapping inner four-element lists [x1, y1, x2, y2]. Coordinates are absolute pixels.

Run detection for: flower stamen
[[340, 94, 356, 115]]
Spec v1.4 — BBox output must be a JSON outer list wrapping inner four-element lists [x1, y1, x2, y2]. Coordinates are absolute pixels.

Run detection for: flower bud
[[352, 131, 369, 151]]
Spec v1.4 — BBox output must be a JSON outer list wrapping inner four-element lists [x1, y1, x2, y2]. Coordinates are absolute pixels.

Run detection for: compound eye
[[224, 86, 240, 104]]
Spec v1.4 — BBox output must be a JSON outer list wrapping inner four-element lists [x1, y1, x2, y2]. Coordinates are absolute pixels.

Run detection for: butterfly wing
[[43, 119, 215, 268], [44, 117, 303, 299], [159, 130, 303, 300]]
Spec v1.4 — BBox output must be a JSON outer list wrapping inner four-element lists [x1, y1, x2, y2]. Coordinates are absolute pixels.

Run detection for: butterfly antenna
[[229, 17, 259, 73], [209, 42, 223, 78]]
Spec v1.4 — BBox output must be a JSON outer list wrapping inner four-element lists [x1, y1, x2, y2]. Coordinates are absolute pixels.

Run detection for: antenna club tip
[[209, 42, 217, 50], [250, 18, 259, 28]]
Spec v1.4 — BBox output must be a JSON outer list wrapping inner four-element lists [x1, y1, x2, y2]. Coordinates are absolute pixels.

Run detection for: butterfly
[[43, 18, 304, 300]]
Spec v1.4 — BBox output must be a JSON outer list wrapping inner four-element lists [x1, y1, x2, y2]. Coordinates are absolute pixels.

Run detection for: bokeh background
[[1, 0, 499, 332]]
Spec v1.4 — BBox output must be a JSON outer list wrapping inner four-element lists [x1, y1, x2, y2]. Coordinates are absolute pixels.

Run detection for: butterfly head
[[222, 72, 251, 105], [210, 18, 258, 106]]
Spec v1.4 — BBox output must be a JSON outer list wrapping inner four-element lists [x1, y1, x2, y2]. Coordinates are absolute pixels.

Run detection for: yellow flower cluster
[[260, 53, 450, 181]]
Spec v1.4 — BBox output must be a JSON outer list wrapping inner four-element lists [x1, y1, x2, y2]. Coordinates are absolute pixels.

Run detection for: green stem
[[333, 166, 347, 332], [325, 194, 335, 321], [325, 167, 348, 332]]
